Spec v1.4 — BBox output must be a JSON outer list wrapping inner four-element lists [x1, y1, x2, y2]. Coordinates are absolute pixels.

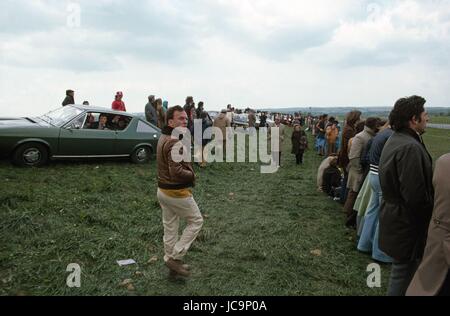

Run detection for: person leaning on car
[[156, 105, 203, 278]]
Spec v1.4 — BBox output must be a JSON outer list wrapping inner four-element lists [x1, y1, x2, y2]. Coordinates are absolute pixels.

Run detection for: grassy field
[[429, 115, 450, 125], [1, 128, 449, 296]]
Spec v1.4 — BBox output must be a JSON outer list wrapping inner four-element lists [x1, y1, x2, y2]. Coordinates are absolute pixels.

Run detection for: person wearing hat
[[112, 91, 126, 112], [62, 90, 75, 106]]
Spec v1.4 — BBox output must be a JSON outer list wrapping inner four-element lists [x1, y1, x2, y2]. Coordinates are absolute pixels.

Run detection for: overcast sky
[[1, 0, 449, 116]]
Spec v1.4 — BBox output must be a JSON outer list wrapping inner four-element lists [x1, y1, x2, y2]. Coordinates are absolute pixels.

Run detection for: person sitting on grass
[[317, 154, 338, 191], [322, 157, 342, 199]]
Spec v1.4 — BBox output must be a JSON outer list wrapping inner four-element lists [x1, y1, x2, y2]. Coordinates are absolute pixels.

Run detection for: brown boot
[[343, 191, 358, 216], [181, 263, 190, 271], [165, 258, 190, 277], [168, 264, 190, 277]]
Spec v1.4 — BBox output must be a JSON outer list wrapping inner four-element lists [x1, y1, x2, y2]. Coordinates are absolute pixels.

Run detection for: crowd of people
[[61, 90, 449, 295], [315, 96, 450, 296]]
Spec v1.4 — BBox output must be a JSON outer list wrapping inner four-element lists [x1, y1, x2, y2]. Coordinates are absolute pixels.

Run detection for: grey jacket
[[145, 102, 157, 125]]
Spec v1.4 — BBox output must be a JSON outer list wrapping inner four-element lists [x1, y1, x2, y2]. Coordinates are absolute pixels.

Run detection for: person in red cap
[[112, 91, 126, 112]]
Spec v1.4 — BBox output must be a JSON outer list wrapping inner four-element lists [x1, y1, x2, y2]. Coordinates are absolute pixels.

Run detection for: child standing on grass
[[291, 124, 308, 165]]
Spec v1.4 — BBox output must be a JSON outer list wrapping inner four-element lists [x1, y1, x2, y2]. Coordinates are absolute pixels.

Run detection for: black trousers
[[387, 260, 421, 296], [295, 151, 304, 164], [439, 270, 450, 296]]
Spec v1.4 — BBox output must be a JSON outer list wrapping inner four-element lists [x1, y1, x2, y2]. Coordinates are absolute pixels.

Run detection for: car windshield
[[234, 114, 248, 122], [40, 106, 84, 127]]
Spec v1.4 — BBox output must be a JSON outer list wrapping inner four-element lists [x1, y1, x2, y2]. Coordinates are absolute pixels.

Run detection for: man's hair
[[356, 121, 366, 133], [329, 158, 338, 168], [346, 110, 362, 126], [365, 117, 380, 130], [389, 96, 426, 131], [166, 105, 185, 122]]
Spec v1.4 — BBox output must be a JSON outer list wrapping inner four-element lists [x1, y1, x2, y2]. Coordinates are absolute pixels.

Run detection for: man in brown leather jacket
[[156, 105, 203, 277]]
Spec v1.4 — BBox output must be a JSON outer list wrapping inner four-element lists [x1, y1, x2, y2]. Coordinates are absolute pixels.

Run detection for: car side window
[[109, 115, 132, 131], [137, 120, 158, 133], [69, 114, 86, 129], [83, 113, 100, 129]]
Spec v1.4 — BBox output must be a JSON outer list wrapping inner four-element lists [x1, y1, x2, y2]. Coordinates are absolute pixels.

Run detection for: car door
[[57, 112, 116, 156], [114, 118, 159, 155]]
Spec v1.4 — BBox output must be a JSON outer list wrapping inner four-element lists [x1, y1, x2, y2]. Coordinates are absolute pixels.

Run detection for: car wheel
[[131, 146, 151, 164], [13, 142, 49, 167]]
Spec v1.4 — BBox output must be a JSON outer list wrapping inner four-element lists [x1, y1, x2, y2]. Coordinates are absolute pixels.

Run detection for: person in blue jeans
[[315, 114, 328, 156], [357, 124, 393, 262]]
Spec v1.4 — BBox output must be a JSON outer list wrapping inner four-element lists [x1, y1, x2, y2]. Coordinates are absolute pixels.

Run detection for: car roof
[[71, 104, 137, 117]]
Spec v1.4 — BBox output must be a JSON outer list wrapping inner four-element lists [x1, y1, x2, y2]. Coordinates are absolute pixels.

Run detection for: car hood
[[0, 117, 52, 128]]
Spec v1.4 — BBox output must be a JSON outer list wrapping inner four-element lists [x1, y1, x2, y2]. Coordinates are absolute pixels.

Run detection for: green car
[[0, 105, 161, 167]]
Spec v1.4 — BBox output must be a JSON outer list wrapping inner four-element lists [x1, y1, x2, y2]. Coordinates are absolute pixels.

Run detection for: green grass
[[429, 115, 450, 125], [422, 128, 450, 162], [1, 128, 449, 296]]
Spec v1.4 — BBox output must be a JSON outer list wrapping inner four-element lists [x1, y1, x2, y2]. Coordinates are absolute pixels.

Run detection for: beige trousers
[[157, 189, 204, 262]]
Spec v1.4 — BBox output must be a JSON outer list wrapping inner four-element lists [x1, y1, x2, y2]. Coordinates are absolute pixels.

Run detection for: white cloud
[[0, 0, 449, 117]]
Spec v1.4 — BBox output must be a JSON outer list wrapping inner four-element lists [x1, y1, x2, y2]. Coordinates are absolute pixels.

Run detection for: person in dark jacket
[[379, 95, 433, 296], [62, 90, 75, 106], [145, 95, 157, 126], [322, 158, 342, 198], [259, 112, 267, 128], [291, 124, 307, 164]]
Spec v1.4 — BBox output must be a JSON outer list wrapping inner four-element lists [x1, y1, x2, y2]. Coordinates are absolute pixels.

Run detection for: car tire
[[12, 142, 49, 167], [131, 146, 151, 164]]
